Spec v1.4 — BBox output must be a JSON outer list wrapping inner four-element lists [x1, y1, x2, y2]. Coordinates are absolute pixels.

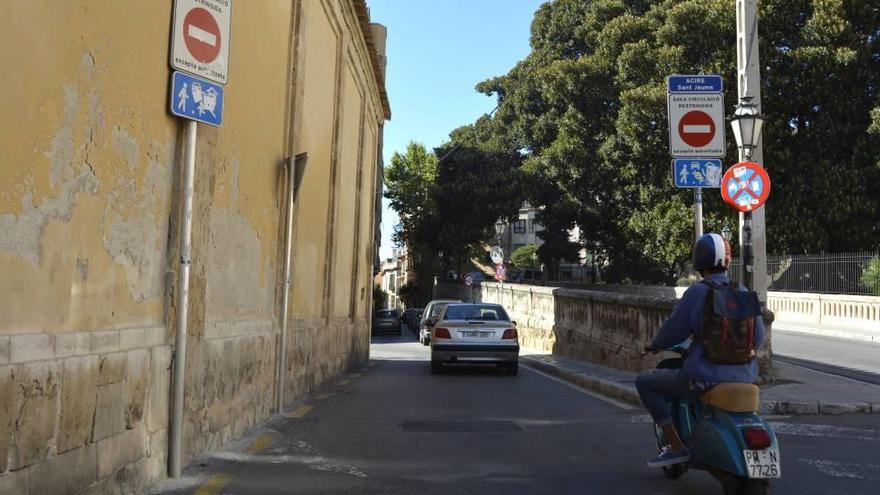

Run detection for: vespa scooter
[[649, 343, 781, 495]]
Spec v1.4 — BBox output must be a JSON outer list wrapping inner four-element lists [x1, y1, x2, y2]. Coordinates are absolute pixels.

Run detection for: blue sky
[[368, 0, 546, 259]]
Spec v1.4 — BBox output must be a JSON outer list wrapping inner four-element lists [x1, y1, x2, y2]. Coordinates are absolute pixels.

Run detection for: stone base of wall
[[0, 316, 371, 494], [0, 325, 170, 495]]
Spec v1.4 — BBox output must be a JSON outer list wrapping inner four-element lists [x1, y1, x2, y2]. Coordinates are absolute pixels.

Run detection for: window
[[443, 305, 510, 322], [513, 220, 526, 233], [528, 220, 535, 233]]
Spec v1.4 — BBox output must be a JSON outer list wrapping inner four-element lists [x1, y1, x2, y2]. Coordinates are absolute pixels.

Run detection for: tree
[[863, 257, 880, 296], [511, 244, 540, 268], [372, 284, 387, 311], [467, 0, 880, 283]]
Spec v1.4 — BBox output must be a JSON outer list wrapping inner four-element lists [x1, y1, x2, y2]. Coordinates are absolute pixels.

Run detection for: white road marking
[[212, 451, 367, 478], [799, 459, 879, 480], [521, 364, 636, 410], [769, 422, 877, 441]]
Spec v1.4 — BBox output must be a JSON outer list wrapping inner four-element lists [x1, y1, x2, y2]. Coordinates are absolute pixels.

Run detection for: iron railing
[[729, 251, 879, 295]]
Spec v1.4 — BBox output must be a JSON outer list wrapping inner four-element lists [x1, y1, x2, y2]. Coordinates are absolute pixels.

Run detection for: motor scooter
[[649, 343, 781, 495]]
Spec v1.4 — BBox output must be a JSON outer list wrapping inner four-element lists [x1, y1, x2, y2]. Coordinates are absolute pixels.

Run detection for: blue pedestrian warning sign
[[170, 71, 224, 126], [672, 159, 723, 188]]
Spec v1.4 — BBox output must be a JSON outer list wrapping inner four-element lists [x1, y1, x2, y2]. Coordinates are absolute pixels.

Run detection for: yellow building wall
[[0, 0, 177, 333], [331, 63, 364, 318], [291, 0, 341, 318], [0, 0, 386, 491]]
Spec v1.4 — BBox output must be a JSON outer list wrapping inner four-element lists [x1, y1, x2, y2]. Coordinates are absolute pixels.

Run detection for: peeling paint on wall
[[103, 133, 173, 303], [0, 85, 99, 265]]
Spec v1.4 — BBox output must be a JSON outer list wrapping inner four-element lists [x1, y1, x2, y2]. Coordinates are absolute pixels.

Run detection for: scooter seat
[[699, 383, 760, 412]]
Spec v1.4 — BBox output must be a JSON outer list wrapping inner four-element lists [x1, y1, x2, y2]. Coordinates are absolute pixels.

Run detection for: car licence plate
[[462, 330, 491, 338], [743, 449, 781, 478]]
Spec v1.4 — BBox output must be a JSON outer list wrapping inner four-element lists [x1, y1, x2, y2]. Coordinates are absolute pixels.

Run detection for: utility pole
[[736, 0, 768, 301], [694, 188, 703, 241]]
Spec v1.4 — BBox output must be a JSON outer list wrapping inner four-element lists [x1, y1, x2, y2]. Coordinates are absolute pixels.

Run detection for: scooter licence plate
[[743, 449, 781, 478]]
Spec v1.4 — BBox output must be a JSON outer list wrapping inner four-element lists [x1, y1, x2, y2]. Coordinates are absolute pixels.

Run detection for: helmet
[[693, 233, 731, 272]]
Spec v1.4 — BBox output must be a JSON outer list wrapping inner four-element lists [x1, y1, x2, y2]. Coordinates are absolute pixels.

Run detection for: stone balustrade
[[482, 283, 775, 380], [767, 292, 880, 337]]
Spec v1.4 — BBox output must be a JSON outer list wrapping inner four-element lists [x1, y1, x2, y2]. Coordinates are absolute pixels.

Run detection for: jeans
[[635, 369, 713, 426]]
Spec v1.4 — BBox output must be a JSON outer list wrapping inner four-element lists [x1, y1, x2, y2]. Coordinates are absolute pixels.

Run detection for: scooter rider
[[636, 233, 765, 468]]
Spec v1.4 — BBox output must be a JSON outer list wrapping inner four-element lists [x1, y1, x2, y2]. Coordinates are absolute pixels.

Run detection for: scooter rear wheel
[[661, 464, 687, 479], [717, 472, 769, 495]]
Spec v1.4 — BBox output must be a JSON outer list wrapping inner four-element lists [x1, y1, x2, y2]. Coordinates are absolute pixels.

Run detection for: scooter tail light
[[743, 428, 772, 449], [433, 328, 451, 339]]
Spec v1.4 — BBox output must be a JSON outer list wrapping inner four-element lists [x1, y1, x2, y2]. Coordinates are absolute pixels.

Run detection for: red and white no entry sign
[[678, 110, 716, 148], [183, 8, 221, 63], [668, 93, 725, 157], [171, 0, 231, 85]]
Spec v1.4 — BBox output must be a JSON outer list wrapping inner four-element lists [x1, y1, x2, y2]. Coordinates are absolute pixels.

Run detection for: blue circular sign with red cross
[[721, 161, 771, 212]]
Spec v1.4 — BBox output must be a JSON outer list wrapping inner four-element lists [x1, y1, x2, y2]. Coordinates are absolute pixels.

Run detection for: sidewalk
[[774, 323, 880, 344], [520, 349, 880, 415]]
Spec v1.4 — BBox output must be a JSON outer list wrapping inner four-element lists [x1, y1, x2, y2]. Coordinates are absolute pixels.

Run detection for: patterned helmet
[[693, 233, 732, 271]]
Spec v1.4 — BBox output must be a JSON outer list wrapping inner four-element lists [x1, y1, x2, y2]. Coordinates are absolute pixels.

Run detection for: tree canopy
[[386, 0, 880, 285], [476, 0, 880, 282]]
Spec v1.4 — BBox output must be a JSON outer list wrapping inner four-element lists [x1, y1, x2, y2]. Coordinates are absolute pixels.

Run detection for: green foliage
[[862, 257, 880, 296], [511, 244, 540, 268], [372, 284, 387, 311], [384, 134, 525, 289], [465, 0, 880, 283]]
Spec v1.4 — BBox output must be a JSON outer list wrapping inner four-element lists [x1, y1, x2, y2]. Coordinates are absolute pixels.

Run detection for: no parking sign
[[721, 162, 771, 212]]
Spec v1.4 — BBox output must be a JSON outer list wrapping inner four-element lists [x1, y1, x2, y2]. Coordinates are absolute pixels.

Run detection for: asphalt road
[[156, 329, 880, 495]]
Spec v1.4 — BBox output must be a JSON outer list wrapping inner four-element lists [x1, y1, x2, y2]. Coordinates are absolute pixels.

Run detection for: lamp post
[[729, 98, 765, 291], [733, 0, 768, 301], [494, 219, 506, 253]]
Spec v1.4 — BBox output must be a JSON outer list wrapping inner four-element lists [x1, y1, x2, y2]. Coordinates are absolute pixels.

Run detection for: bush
[[862, 257, 880, 296], [510, 244, 539, 268]]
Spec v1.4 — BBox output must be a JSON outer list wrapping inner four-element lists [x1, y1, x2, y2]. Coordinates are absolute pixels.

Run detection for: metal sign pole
[[170, 120, 197, 478], [694, 187, 704, 241]]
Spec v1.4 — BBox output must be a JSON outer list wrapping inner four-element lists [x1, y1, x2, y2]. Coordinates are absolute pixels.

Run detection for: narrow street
[[158, 328, 880, 495]]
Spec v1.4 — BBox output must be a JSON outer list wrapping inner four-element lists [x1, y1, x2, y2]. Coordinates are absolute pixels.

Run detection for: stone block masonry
[[483, 283, 774, 379]]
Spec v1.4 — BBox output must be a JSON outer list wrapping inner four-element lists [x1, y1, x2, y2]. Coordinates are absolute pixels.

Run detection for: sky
[[368, 0, 546, 260]]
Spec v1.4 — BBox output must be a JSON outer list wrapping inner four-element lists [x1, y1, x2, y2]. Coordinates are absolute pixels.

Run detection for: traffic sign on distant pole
[[667, 75, 725, 157]]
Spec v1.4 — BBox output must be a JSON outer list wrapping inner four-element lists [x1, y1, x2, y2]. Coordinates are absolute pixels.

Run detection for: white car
[[419, 299, 460, 345], [430, 303, 519, 375]]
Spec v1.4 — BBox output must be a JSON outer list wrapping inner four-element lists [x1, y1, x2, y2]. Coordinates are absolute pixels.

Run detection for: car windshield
[[429, 303, 451, 317], [443, 305, 509, 321], [377, 310, 397, 318]]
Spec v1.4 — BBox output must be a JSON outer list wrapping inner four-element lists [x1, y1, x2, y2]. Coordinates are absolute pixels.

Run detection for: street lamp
[[729, 97, 765, 161], [721, 224, 732, 241], [728, 97, 766, 291], [494, 219, 506, 245]]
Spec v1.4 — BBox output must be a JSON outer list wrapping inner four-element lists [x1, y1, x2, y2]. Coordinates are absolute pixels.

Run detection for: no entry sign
[[667, 75, 725, 157], [721, 162, 771, 212], [171, 0, 232, 85]]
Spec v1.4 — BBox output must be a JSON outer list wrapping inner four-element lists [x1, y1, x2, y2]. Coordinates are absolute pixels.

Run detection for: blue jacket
[[651, 273, 765, 383]]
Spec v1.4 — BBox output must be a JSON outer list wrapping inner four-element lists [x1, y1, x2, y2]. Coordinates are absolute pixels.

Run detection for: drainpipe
[[276, 153, 308, 413], [169, 120, 197, 478]]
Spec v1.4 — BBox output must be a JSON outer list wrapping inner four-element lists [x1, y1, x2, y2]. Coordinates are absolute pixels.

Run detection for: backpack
[[699, 280, 761, 365]]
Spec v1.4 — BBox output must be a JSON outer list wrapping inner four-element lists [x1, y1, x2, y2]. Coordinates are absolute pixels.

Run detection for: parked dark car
[[372, 309, 402, 335], [402, 308, 423, 331]]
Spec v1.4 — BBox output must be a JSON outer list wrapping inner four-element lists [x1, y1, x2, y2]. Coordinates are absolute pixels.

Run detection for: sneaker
[[647, 445, 691, 468]]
